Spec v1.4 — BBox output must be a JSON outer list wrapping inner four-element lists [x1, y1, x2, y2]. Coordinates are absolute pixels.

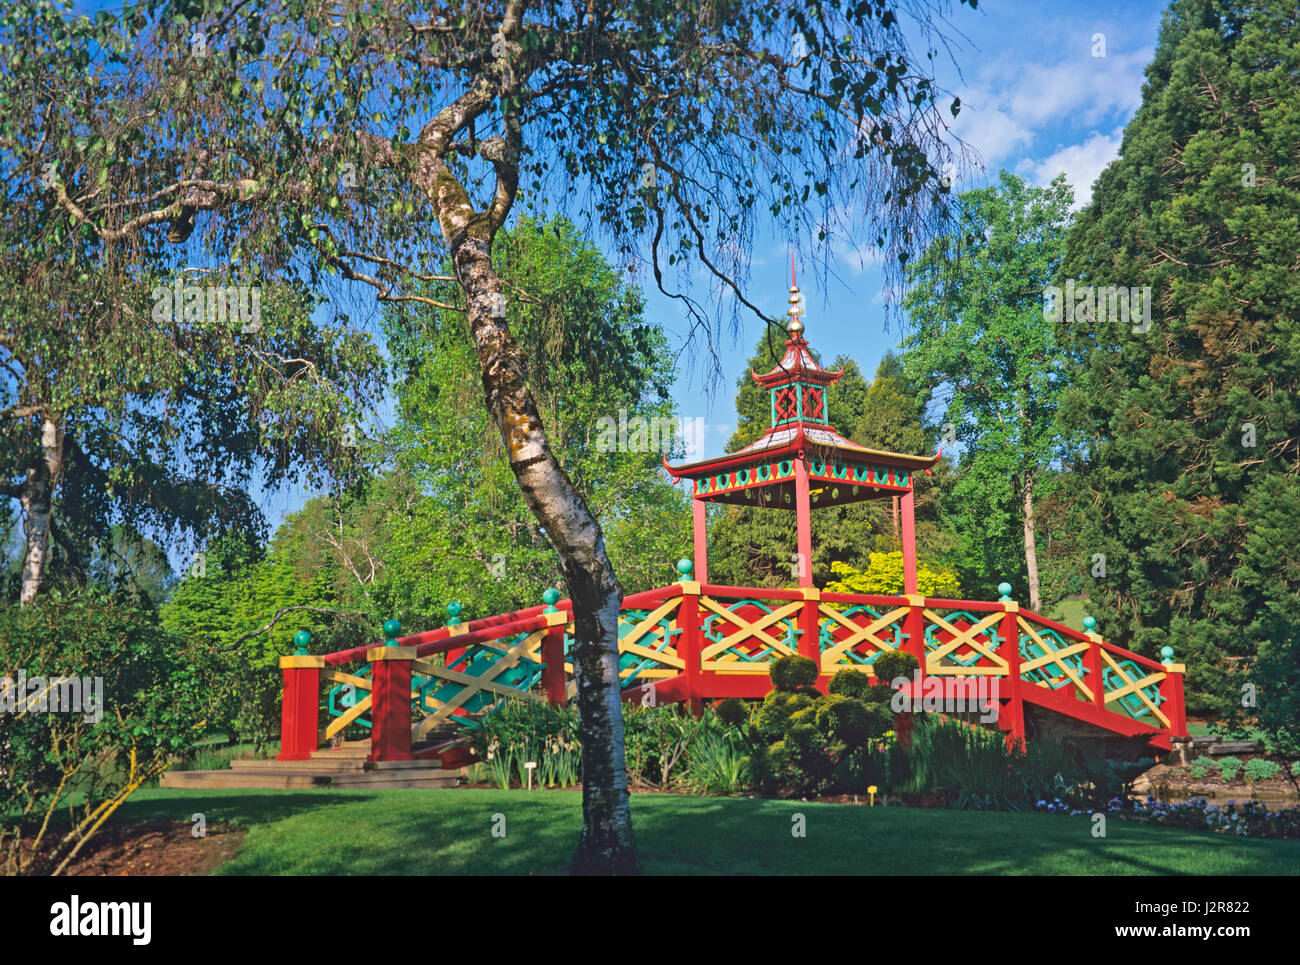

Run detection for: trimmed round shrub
[[714, 697, 750, 728], [786, 708, 821, 754], [871, 649, 919, 685], [862, 682, 894, 706], [755, 690, 816, 740], [816, 695, 871, 745], [770, 654, 819, 692], [827, 668, 871, 697]]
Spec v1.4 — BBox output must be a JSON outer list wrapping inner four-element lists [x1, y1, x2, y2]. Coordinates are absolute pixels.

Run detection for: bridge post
[[444, 601, 466, 672], [1083, 616, 1107, 712], [1160, 646, 1188, 738], [798, 587, 821, 671], [996, 586, 1025, 750], [540, 589, 567, 705], [368, 619, 415, 762], [277, 630, 323, 762], [897, 594, 926, 750], [677, 562, 704, 717]]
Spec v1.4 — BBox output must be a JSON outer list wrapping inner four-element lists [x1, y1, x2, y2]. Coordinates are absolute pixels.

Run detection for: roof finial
[[787, 253, 805, 335]]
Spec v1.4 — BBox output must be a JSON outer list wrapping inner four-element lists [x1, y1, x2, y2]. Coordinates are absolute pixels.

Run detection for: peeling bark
[[19, 417, 63, 606], [1023, 472, 1041, 612]]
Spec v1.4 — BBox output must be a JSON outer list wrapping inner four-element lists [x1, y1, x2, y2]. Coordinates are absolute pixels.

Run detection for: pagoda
[[664, 266, 941, 591]]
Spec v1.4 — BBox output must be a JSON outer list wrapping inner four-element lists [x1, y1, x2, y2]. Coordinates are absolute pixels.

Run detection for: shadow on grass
[[116, 789, 1300, 876]]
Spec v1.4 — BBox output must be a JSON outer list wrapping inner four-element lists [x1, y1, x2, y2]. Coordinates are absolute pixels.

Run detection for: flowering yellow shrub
[[825, 552, 961, 598]]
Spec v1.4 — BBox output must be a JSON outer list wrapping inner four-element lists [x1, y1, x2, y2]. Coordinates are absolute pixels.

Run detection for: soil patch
[[60, 820, 246, 876]]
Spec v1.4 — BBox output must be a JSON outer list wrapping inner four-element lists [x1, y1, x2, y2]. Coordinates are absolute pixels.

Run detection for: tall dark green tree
[[1056, 0, 1300, 716]]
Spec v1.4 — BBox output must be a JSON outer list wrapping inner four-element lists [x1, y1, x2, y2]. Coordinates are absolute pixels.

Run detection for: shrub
[[749, 661, 892, 797], [1216, 756, 1244, 782], [621, 704, 712, 789], [714, 697, 750, 727], [754, 690, 817, 740], [0, 589, 223, 875], [1293, 761, 1300, 777], [826, 553, 961, 597], [817, 695, 871, 746], [1243, 758, 1280, 783], [827, 669, 870, 697], [871, 649, 919, 685], [1188, 757, 1215, 780], [770, 654, 818, 692]]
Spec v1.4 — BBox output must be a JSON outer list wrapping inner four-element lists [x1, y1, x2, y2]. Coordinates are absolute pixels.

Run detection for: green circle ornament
[[293, 629, 312, 654], [1083, 616, 1097, 632], [382, 618, 402, 640], [676, 559, 694, 577], [542, 587, 561, 607]]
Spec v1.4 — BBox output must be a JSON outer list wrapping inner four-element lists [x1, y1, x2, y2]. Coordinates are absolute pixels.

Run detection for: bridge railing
[[277, 570, 1187, 761]]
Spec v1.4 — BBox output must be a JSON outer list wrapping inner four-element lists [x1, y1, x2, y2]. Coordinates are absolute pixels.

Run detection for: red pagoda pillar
[[692, 495, 709, 584], [794, 455, 813, 588], [900, 489, 918, 595]]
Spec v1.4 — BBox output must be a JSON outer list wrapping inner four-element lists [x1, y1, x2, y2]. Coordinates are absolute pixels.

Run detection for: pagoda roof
[[663, 423, 941, 480], [750, 333, 843, 387]]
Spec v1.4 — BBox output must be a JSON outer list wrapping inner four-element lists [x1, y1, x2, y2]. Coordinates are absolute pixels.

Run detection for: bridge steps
[[161, 747, 464, 790]]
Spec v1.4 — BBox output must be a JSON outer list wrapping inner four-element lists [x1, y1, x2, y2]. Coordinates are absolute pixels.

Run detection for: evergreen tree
[[1056, 0, 1300, 715]]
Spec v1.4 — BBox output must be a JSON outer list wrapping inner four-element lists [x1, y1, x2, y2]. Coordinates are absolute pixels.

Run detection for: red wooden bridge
[[276, 569, 1188, 765]]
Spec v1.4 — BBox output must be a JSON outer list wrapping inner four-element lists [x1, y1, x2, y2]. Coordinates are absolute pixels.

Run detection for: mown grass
[[116, 787, 1300, 875]]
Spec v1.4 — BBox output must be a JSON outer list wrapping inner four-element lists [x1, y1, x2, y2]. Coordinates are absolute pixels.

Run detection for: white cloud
[[1020, 128, 1124, 208], [947, 29, 1150, 182]]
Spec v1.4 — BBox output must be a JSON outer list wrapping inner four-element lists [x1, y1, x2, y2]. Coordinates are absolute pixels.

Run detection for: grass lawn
[[118, 787, 1300, 875]]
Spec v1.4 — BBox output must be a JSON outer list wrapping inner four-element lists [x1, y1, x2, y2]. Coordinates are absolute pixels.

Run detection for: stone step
[[161, 765, 462, 790]]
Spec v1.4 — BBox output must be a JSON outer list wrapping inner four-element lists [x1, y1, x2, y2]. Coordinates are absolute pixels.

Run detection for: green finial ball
[[676, 559, 694, 577], [293, 629, 311, 653], [446, 601, 462, 618], [997, 582, 1012, 599], [1082, 616, 1096, 632], [382, 619, 402, 640], [542, 587, 560, 606], [1160, 645, 1175, 660]]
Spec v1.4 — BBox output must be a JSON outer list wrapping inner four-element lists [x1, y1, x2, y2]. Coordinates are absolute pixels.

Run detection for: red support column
[[898, 594, 926, 750], [677, 578, 703, 717], [1160, 660, 1188, 738], [368, 644, 415, 762], [692, 496, 709, 584], [541, 611, 568, 705], [277, 654, 323, 761], [1085, 627, 1107, 713], [900, 488, 918, 595], [997, 604, 1025, 750], [794, 456, 813, 588], [798, 587, 821, 670], [443, 600, 466, 671]]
